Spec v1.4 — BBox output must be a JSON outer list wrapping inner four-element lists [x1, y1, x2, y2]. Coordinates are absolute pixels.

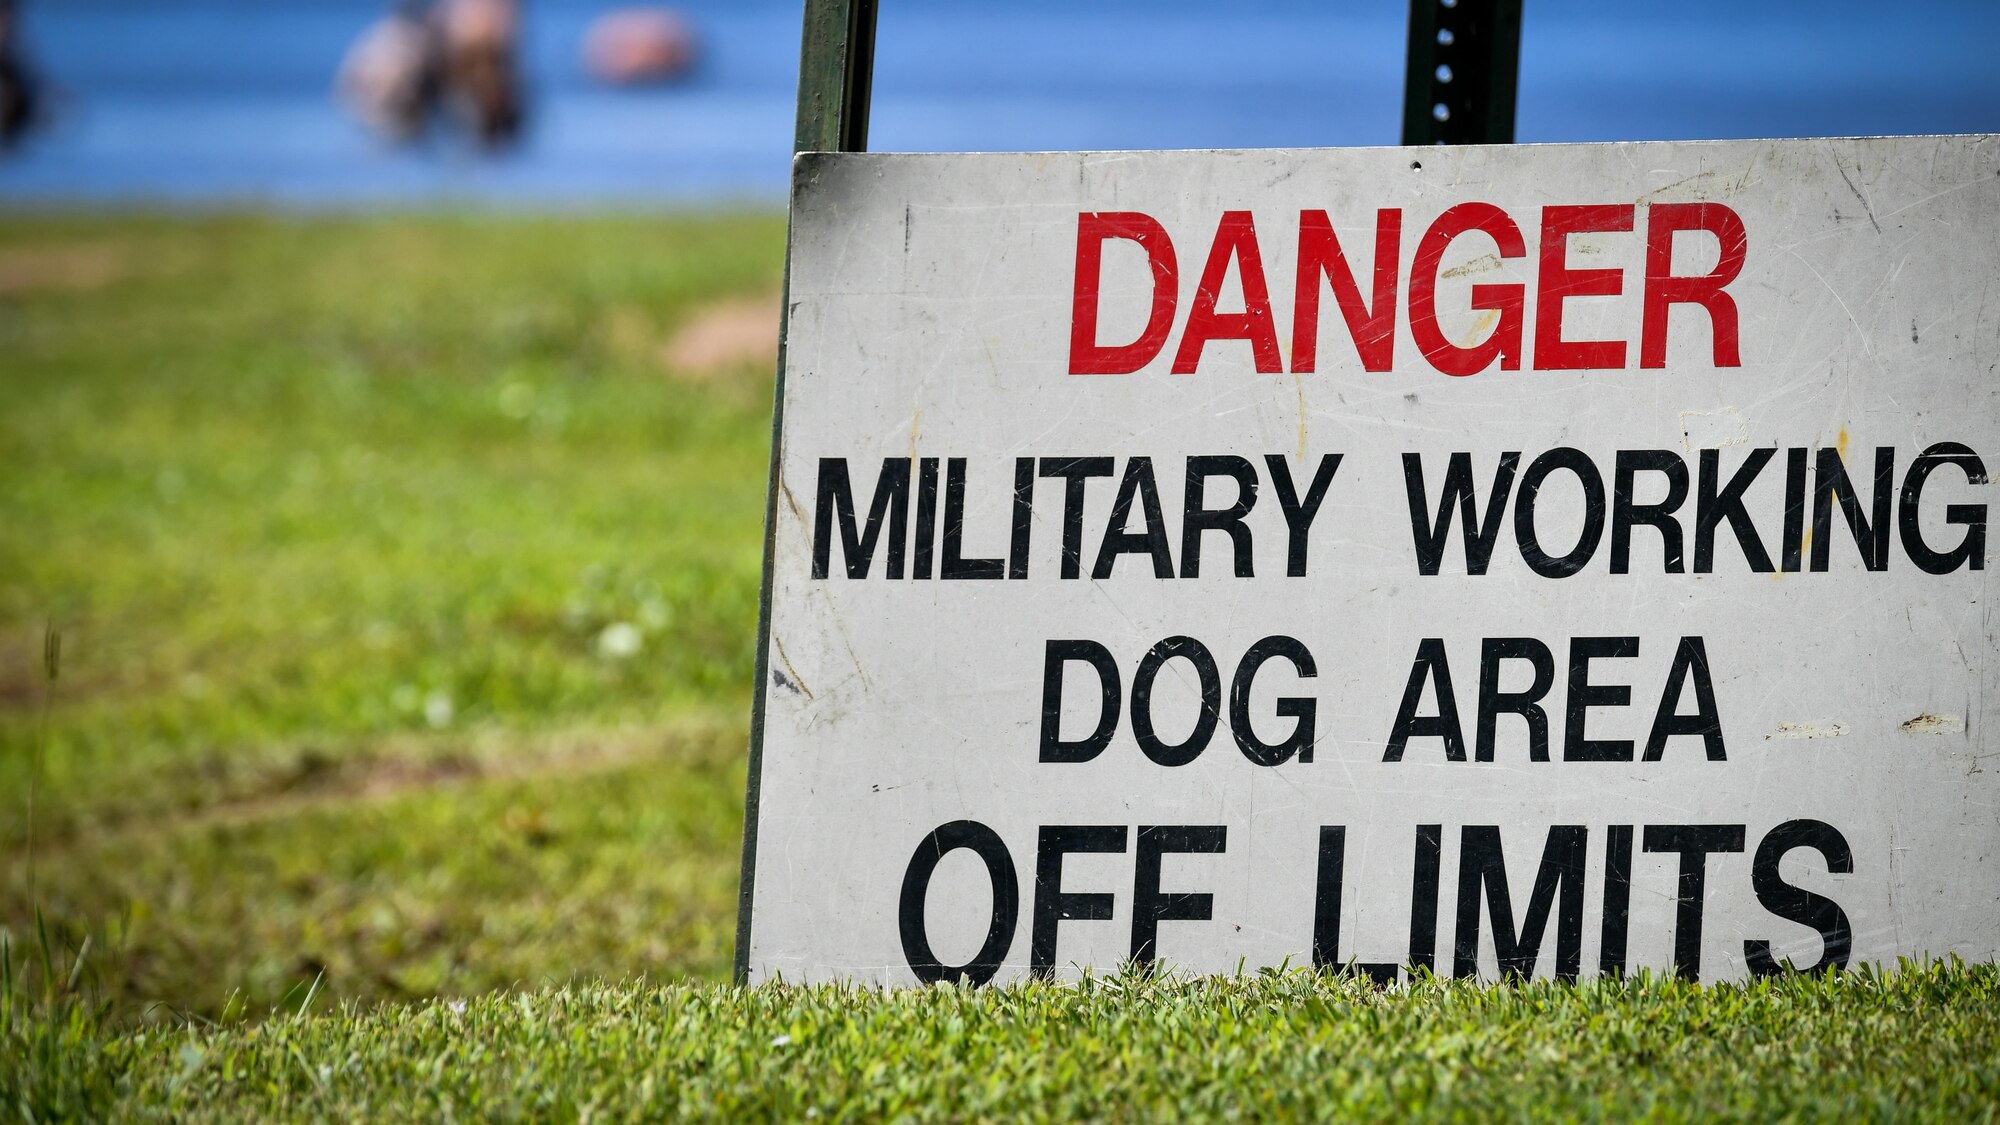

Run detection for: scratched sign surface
[[739, 136, 1999, 986]]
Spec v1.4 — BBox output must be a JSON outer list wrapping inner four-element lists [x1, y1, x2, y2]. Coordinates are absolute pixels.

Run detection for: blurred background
[[2, 0, 1997, 1026], [0, 0, 1996, 205]]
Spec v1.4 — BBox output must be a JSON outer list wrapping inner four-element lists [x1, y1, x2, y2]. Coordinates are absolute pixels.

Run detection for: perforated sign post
[[737, 135, 1999, 986]]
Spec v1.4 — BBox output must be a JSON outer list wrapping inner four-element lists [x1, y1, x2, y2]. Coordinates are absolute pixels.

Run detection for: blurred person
[[338, 0, 522, 149], [337, 1, 438, 142], [0, 0, 40, 146], [435, 0, 523, 146], [584, 7, 697, 86]]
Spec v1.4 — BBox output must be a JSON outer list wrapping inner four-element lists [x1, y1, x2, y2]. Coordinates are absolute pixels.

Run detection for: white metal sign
[[739, 136, 1998, 985]]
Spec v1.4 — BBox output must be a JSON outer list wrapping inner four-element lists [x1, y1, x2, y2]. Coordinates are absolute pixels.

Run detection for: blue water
[[1, 0, 1996, 206]]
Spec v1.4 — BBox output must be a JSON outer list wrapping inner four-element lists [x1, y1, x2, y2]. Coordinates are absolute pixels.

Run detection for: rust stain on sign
[[1459, 307, 1500, 349], [773, 637, 814, 701], [1765, 721, 1850, 740], [1440, 252, 1503, 280], [1901, 713, 1964, 735]]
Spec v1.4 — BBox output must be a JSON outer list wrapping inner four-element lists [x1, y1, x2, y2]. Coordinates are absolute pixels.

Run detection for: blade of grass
[[297, 969, 324, 1019], [27, 624, 59, 906], [1, 929, 12, 1038], [35, 906, 54, 999], [66, 934, 92, 995]]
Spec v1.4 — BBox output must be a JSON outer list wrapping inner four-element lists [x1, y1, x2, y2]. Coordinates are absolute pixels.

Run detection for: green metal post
[[794, 0, 880, 153], [1402, 0, 1523, 145]]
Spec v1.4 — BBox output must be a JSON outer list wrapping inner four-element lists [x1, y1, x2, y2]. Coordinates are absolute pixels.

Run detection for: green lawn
[[2, 214, 785, 1017], [4, 215, 1996, 1120], [13, 964, 2000, 1121]]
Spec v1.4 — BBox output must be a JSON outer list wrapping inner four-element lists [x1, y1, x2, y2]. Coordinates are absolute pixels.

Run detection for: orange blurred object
[[584, 8, 697, 86]]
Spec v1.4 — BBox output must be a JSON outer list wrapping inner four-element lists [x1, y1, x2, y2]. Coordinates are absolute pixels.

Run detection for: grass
[[4, 214, 1996, 1120], [2, 213, 784, 1016], [8, 962, 2000, 1120], [1, 215, 780, 825]]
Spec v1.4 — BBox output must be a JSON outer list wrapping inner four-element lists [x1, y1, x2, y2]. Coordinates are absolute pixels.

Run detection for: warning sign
[[738, 136, 1999, 985]]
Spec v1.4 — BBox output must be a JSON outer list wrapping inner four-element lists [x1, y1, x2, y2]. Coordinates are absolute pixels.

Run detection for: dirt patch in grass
[[1, 718, 749, 1018], [7, 716, 742, 857], [0, 629, 50, 708], [659, 294, 779, 379], [0, 241, 138, 296]]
